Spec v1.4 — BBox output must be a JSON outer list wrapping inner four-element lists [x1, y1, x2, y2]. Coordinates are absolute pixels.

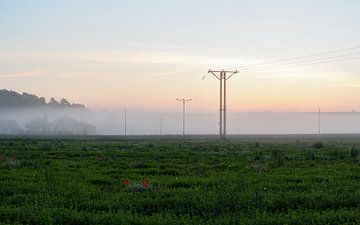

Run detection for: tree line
[[0, 89, 86, 109]]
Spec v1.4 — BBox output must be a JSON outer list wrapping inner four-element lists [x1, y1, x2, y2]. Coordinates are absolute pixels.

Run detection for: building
[[0, 119, 24, 134], [26, 117, 49, 134], [49, 116, 96, 135]]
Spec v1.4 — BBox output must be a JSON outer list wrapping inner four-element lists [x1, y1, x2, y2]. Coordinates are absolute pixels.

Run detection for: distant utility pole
[[208, 69, 239, 140], [124, 110, 127, 136], [159, 117, 163, 135], [318, 108, 321, 136], [176, 98, 192, 135]]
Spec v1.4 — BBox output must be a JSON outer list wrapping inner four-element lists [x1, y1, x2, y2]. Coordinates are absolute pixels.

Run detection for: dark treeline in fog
[[0, 89, 94, 135], [0, 89, 87, 109]]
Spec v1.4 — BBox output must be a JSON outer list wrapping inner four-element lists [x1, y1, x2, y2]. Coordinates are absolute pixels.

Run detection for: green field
[[0, 135, 360, 224]]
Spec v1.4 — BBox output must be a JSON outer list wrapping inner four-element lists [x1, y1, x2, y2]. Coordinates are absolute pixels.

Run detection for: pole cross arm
[[226, 70, 239, 80], [208, 70, 220, 80], [176, 98, 192, 102], [209, 70, 238, 73]]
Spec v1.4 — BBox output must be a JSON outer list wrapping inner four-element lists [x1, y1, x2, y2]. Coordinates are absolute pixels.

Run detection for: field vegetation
[[0, 136, 359, 224]]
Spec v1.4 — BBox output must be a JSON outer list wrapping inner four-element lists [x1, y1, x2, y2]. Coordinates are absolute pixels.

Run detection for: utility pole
[[176, 98, 192, 135], [318, 108, 321, 136], [159, 117, 163, 135], [208, 69, 239, 140], [124, 110, 127, 136]]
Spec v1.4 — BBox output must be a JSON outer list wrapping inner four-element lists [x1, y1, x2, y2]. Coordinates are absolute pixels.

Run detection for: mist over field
[[2, 106, 360, 135], [87, 110, 360, 135]]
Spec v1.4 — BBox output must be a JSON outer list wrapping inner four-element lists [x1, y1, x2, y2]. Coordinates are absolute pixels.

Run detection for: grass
[[0, 136, 359, 224]]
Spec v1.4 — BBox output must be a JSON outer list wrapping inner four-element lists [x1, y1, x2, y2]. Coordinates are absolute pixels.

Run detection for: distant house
[[49, 116, 96, 135], [0, 119, 24, 134], [26, 117, 49, 134]]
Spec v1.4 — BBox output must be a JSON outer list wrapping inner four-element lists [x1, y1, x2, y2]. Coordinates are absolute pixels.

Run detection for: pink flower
[[142, 179, 149, 188]]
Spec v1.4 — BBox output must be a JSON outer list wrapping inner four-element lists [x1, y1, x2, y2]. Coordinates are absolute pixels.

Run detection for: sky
[[1, 0, 360, 113]]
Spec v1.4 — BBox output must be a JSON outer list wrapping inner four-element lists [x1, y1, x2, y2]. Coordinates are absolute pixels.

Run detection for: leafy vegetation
[[0, 137, 359, 224]]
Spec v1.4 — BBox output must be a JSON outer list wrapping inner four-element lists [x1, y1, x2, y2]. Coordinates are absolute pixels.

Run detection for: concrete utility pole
[[176, 98, 192, 135], [159, 117, 163, 135], [318, 108, 321, 136], [208, 69, 239, 140], [124, 110, 127, 136]]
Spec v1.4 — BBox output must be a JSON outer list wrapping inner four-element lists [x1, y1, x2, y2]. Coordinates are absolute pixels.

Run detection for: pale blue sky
[[2, 1, 359, 52], [1, 0, 360, 111]]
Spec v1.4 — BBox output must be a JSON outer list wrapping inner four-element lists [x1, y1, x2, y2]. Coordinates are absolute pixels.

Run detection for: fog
[[2, 107, 360, 135], [95, 111, 360, 135]]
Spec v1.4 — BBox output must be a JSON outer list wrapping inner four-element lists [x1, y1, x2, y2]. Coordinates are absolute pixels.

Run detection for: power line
[[174, 46, 360, 138], [192, 76, 214, 98], [242, 46, 360, 69], [184, 47, 360, 108], [181, 77, 205, 97], [245, 56, 360, 73], [245, 52, 360, 71]]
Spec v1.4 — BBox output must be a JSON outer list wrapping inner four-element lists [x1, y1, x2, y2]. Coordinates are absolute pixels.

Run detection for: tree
[[49, 97, 59, 105], [39, 97, 46, 104], [60, 98, 70, 106]]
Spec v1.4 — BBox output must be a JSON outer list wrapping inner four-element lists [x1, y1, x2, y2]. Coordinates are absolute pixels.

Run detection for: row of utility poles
[[175, 69, 239, 139], [123, 68, 323, 139], [123, 69, 239, 139], [123, 98, 192, 137], [123, 107, 322, 138]]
